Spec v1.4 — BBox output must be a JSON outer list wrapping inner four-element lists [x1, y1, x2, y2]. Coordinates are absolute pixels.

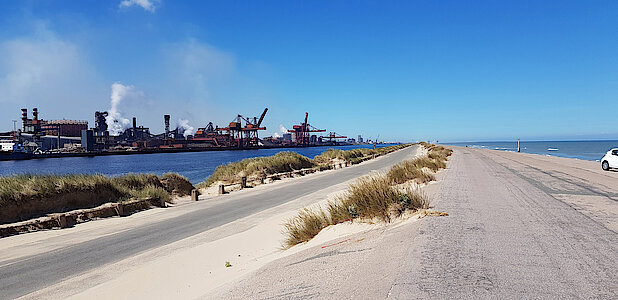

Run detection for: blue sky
[[1, 0, 617, 142]]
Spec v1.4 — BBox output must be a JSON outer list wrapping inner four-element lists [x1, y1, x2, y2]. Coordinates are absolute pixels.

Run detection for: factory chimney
[[32, 108, 38, 124], [21, 108, 27, 131], [132, 117, 137, 138], [164, 115, 170, 138]]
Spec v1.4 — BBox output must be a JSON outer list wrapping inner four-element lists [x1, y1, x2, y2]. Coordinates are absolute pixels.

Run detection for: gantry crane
[[193, 108, 268, 148], [288, 112, 326, 146], [225, 108, 268, 147], [324, 132, 347, 142]]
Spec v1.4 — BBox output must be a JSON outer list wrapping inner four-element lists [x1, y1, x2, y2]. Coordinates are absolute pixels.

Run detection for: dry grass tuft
[[283, 174, 429, 247], [160, 172, 194, 196], [385, 144, 452, 184], [283, 143, 452, 247], [283, 208, 331, 246], [387, 161, 436, 184], [126, 185, 172, 203]]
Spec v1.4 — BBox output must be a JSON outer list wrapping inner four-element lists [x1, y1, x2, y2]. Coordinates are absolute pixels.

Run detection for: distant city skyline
[[1, 1, 617, 142]]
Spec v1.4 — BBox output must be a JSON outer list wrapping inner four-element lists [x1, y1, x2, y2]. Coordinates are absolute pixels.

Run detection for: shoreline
[[462, 146, 607, 165], [0, 142, 392, 162], [443, 139, 618, 162]]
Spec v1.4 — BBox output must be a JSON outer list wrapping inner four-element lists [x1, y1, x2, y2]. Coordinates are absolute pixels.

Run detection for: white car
[[601, 148, 618, 171]]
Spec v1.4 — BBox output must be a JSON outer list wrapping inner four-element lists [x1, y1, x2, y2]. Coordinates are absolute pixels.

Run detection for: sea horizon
[[443, 139, 618, 162]]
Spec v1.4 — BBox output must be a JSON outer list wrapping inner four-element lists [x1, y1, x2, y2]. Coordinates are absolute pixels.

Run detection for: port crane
[[289, 112, 326, 146], [224, 108, 268, 147], [193, 108, 268, 148], [324, 132, 347, 142]]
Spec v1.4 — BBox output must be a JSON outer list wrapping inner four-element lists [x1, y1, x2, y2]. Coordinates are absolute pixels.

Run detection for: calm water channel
[[0, 144, 395, 184]]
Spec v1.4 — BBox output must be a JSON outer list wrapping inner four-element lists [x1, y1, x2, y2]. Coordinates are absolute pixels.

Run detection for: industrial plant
[[0, 107, 368, 160]]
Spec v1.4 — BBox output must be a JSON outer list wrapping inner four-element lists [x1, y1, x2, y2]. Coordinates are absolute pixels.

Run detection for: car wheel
[[602, 161, 610, 171]]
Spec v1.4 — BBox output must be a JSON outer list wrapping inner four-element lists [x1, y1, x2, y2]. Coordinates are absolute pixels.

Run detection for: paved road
[[0, 146, 418, 299], [211, 147, 618, 299]]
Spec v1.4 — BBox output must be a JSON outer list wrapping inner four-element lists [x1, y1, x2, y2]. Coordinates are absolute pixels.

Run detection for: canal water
[[0, 144, 394, 184]]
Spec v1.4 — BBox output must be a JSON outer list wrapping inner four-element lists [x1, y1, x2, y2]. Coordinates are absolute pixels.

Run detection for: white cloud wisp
[[119, 0, 158, 12]]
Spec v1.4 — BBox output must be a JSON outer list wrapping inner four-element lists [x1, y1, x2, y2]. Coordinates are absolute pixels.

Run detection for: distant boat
[[547, 148, 559, 151]]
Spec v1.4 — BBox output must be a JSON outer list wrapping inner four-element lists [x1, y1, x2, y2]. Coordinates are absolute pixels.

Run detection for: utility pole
[[57, 125, 61, 151], [11, 120, 17, 141], [517, 139, 520, 153]]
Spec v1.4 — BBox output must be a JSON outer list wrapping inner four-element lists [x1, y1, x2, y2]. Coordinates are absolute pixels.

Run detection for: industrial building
[[42, 120, 88, 137], [20, 108, 88, 137], [5, 106, 353, 159]]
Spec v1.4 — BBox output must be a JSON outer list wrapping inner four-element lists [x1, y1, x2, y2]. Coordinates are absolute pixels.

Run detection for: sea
[[0, 144, 395, 184], [444, 140, 618, 162]]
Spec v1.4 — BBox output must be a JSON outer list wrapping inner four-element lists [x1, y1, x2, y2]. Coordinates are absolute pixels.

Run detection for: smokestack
[[164, 115, 170, 137], [32, 108, 38, 123], [132, 117, 137, 131], [21, 108, 27, 130]]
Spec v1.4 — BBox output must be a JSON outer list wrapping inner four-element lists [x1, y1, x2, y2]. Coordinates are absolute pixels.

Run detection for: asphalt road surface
[[0, 146, 418, 299], [210, 147, 618, 299]]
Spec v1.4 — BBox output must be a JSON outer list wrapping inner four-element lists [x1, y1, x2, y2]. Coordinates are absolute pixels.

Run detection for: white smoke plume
[[279, 124, 288, 133], [106, 83, 133, 136], [273, 132, 281, 138], [178, 119, 194, 137]]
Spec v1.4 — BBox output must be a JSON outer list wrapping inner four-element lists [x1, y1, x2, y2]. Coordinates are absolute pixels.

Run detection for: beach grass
[[313, 144, 410, 164], [387, 161, 436, 184], [199, 144, 414, 188], [160, 172, 195, 196], [283, 143, 451, 247], [0, 172, 193, 224], [197, 151, 317, 188], [283, 174, 429, 247]]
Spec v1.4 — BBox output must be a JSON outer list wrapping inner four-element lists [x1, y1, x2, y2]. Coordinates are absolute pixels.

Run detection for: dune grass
[[0, 172, 194, 224], [160, 172, 195, 196], [283, 143, 452, 247], [284, 175, 429, 247], [0, 172, 193, 206], [387, 161, 436, 184], [1, 174, 115, 204], [198, 151, 317, 188], [200, 144, 413, 188], [386, 144, 452, 184], [313, 144, 410, 164]]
